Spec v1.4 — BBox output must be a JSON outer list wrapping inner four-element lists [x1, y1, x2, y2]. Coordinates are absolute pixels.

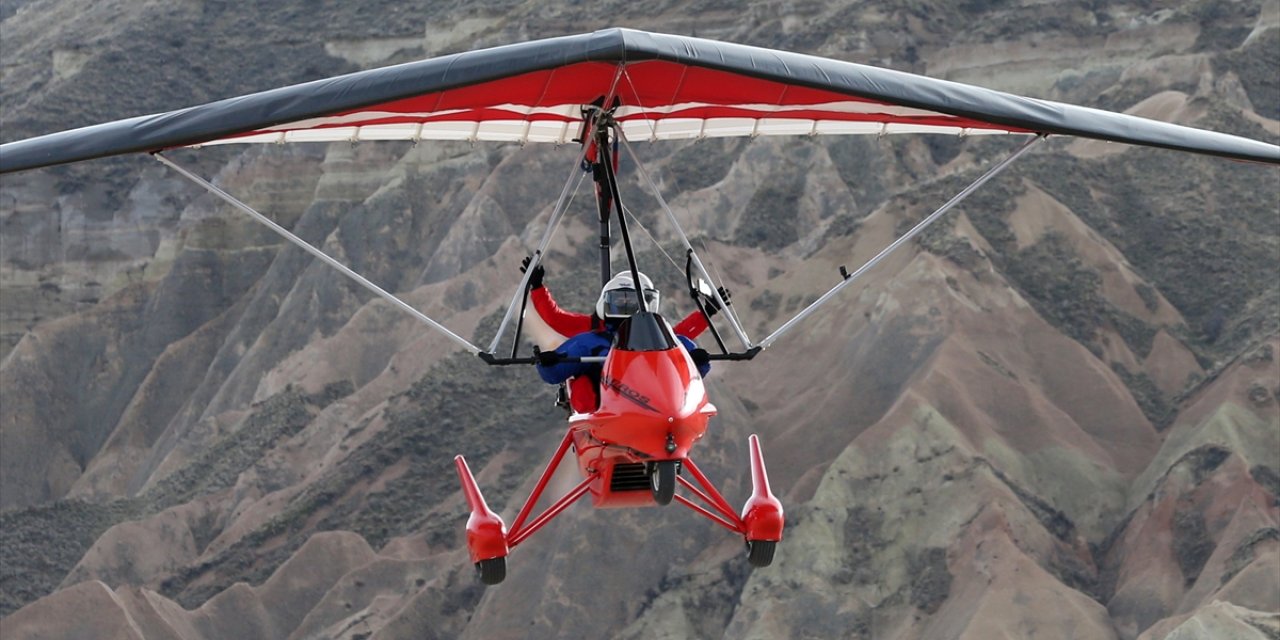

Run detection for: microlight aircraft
[[1, 28, 1276, 586]]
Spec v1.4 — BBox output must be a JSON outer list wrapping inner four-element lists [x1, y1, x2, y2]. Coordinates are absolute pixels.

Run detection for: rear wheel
[[475, 557, 506, 585], [650, 460, 678, 505], [746, 540, 776, 568]]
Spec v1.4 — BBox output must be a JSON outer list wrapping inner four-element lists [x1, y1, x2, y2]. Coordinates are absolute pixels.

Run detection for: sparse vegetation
[[824, 136, 894, 223], [1006, 233, 1108, 344], [978, 351, 1018, 380], [738, 172, 803, 251], [1249, 465, 1280, 498], [901, 138, 1278, 429], [983, 460, 1076, 542], [1220, 527, 1280, 585], [907, 547, 952, 613], [1181, 0, 1262, 52], [1135, 283, 1160, 313], [1179, 445, 1232, 485], [1172, 506, 1213, 585], [0, 499, 144, 616], [1111, 363, 1174, 429], [0, 383, 353, 616], [1049, 545, 1100, 599], [749, 289, 782, 319], [919, 232, 986, 270], [1111, 310, 1157, 359], [147, 382, 354, 508], [838, 506, 887, 586], [664, 139, 744, 194], [1023, 140, 1279, 365], [157, 328, 561, 607], [1214, 27, 1280, 120]]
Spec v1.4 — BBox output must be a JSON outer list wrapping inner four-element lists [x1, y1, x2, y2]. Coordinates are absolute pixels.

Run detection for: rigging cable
[[486, 144, 594, 354], [617, 133, 754, 348]]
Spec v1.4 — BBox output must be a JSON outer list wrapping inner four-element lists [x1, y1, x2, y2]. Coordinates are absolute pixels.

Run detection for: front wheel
[[746, 540, 776, 568], [650, 460, 678, 505], [476, 557, 506, 585]]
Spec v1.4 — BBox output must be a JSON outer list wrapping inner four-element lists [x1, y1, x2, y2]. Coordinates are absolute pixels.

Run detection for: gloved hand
[[534, 347, 561, 367], [703, 286, 731, 317], [520, 256, 545, 289], [689, 348, 711, 368]]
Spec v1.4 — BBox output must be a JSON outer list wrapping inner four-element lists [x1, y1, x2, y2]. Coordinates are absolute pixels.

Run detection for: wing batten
[[2, 27, 1276, 173]]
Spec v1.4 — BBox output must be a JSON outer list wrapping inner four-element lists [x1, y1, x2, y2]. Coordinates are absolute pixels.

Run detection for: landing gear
[[455, 455, 511, 586], [739, 435, 783, 568], [475, 557, 506, 585], [746, 540, 777, 567], [650, 460, 678, 505]]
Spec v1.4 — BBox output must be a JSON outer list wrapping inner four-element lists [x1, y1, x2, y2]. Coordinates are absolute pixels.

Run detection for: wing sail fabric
[[201, 59, 1029, 148], [2, 28, 1277, 173]]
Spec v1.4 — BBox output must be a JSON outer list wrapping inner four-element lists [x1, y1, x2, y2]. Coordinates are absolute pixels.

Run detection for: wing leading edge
[[2, 27, 1277, 173]]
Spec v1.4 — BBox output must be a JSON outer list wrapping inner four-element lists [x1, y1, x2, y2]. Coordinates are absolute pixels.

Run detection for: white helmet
[[596, 271, 660, 319]]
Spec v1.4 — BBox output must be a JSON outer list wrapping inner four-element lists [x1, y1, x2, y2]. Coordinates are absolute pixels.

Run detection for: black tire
[[650, 460, 678, 505], [746, 540, 777, 568], [476, 557, 506, 585]]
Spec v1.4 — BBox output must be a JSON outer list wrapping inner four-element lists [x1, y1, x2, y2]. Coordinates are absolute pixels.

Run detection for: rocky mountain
[[1, 1, 1277, 638]]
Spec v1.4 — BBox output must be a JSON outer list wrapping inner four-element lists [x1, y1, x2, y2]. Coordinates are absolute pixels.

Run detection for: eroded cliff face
[[1, 1, 1277, 638]]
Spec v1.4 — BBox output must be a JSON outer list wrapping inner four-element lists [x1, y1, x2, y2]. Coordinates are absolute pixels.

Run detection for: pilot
[[533, 271, 711, 413], [522, 258, 722, 338]]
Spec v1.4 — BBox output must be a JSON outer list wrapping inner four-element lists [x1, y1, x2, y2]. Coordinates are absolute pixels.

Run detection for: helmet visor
[[602, 287, 660, 317]]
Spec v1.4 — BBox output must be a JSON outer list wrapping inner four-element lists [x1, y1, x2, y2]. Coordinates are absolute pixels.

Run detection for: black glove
[[520, 256, 545, 289], [690, 348, 711, 368], [703, 286, 731, 317], [534, 347, 560, 367]]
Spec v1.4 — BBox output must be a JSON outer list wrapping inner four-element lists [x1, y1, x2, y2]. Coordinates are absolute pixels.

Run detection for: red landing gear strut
[[454, 433, 784, 585]]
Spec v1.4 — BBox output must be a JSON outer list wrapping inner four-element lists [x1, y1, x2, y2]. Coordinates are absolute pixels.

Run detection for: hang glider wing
[[2, 28, 1277, 174]]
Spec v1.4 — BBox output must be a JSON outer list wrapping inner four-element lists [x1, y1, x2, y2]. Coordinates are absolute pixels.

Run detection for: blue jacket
[[537, 331, 710, 385]]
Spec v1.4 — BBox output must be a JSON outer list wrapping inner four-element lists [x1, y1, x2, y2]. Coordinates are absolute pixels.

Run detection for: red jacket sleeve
[[530, 286, 593, 336], [673, 310, 709, 338]]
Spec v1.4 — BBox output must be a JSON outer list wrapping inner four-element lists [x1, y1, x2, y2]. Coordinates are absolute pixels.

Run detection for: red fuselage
[[568, 331, 716, 507], [453, 313, 783, 579]]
